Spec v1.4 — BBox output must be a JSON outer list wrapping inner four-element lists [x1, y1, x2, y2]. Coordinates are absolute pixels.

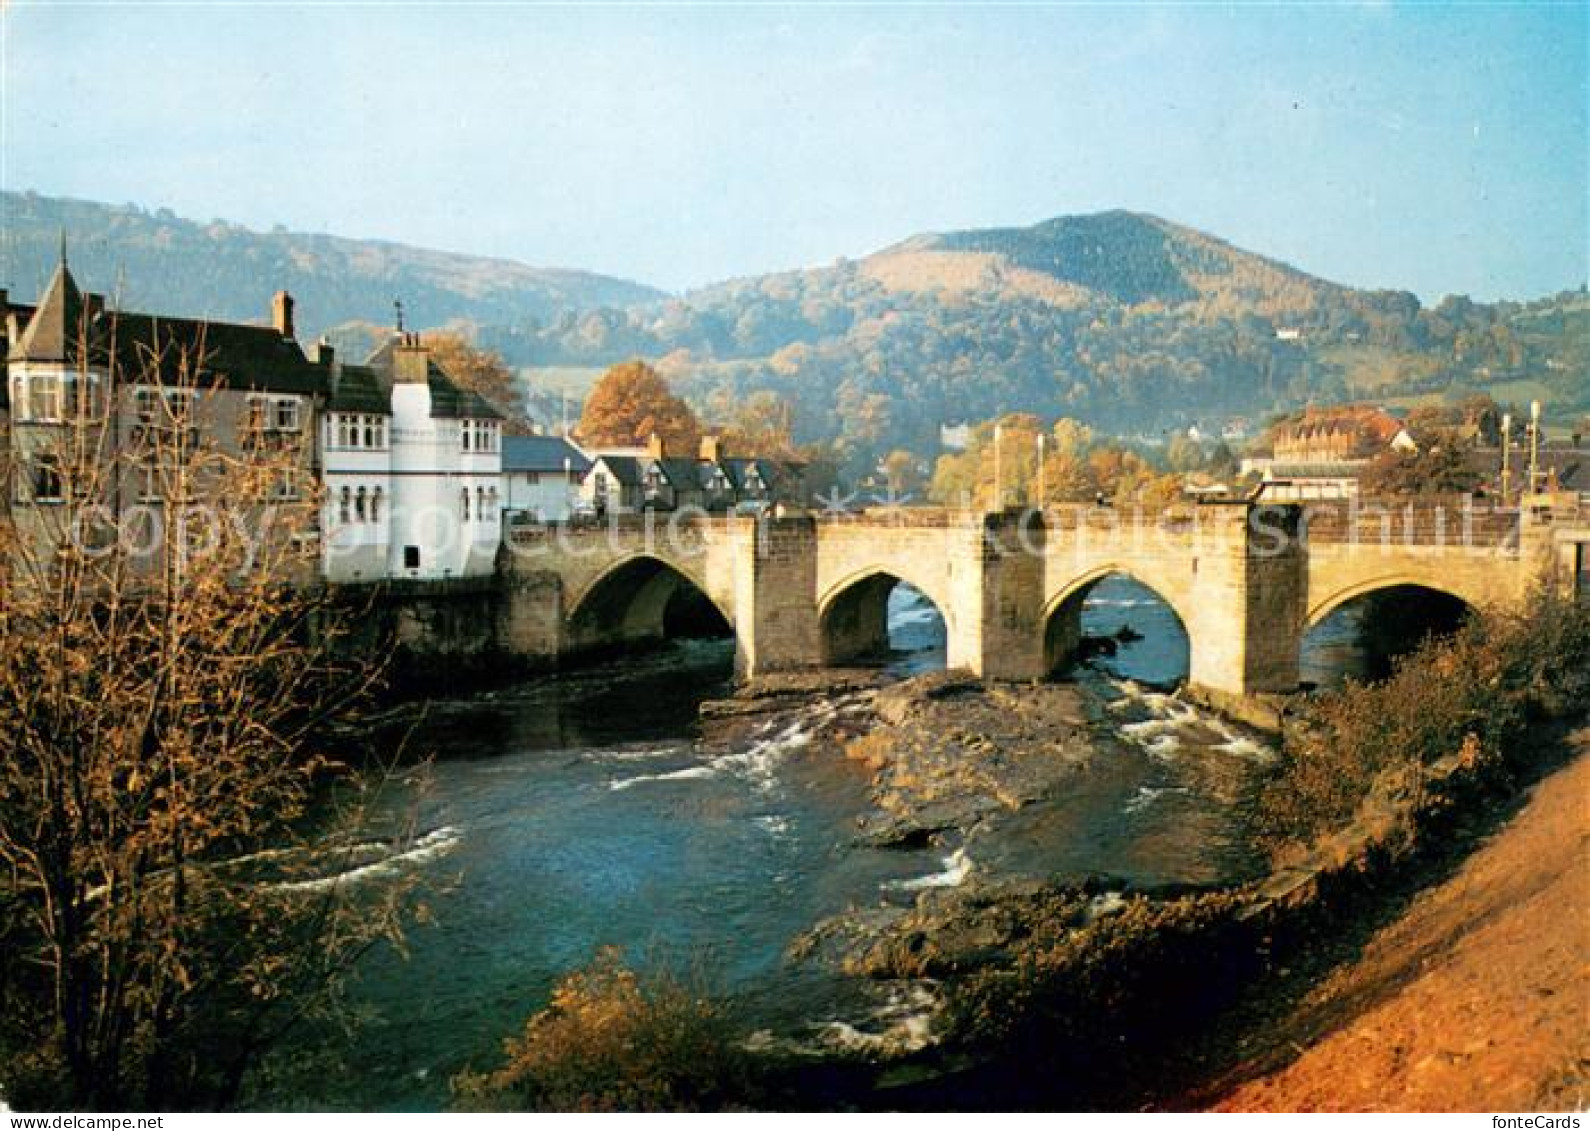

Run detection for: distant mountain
[[8, 192, 1582, 467], [868, 210, 1344, 311], [476, 210, 1586, 464], [0, 191, 665, 340]]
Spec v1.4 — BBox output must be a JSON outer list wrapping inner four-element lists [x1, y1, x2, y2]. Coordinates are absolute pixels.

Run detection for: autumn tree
[[880, 450, 925, 498], [1360, 440, 1484, 497], [425, 332, 534, 435], [929, 413, 1185, 509], [717, 389, 797, 457], [577, 360, 701, 453], [0, 326, 410, 1109]]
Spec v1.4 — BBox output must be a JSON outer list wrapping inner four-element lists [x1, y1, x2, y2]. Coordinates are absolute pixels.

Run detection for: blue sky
[[4, 3, 1585, 300]]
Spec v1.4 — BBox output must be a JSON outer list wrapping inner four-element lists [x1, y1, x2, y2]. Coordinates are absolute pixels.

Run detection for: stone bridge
[[488, 501, 1585, 699]]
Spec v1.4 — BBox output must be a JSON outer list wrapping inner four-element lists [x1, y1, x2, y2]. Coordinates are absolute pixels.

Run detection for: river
[[250, 577, 1368, 1110]]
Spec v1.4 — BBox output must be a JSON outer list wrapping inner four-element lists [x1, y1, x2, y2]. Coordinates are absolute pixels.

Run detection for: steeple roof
[[10, 260, 87, 363]]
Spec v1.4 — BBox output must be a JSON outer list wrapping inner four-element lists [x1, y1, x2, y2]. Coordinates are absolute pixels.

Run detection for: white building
[[319, 332, 503, 583], [501, 434, 591, 522]]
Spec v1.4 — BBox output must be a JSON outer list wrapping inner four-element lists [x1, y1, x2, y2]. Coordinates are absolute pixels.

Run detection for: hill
[[477, 210, 1587, 469], [0, 191, 665, 340], [8, 192, 1583, 470]]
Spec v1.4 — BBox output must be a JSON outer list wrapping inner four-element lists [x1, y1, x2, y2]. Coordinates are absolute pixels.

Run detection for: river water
[[252, 577, 1366, 1110]]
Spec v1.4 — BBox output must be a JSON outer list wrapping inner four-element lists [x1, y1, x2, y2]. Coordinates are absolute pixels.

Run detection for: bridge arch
[[1302, 576, 1476, 687], [565, 552, 733, 653], [1305, 573, 1484, 630], [818, 567, 950, 666], [1040, 565, 1193, 680]]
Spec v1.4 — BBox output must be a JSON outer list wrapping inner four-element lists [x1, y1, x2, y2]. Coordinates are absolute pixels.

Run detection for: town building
[[4, 254, 504, 586], [501, 434, 591, 523], [1245, 404, 1418, 501], [579, 434, 806, 515], [4, 258, 325, 581], [321, 332, 504, 583]]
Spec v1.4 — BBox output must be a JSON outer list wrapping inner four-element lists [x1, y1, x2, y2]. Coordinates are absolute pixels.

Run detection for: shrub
[[452, 947, 756, 1112], [1255, 586, 1590, 860]]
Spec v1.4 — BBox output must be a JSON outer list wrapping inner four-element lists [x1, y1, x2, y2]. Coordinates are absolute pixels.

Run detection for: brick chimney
[[647, 432, 666, 459], [271, 290, 295, 339], [315, 338, 335, 367], [699, 434, 722, 462], [393, 333, 429, 385]]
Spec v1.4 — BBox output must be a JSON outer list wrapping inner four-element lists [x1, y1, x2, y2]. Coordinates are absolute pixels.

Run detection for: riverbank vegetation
[[903, 584, 1589, 1106], [1255, 584, 1590, 857], [452, 947, 755, 1112]]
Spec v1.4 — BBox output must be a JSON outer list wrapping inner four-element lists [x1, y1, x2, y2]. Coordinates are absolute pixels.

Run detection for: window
[[488, 486, 499, 514], [371, 487, 384, 523], [461, 488, 471, 521], [27, 373, 62, 422], [339, 486, 352, 524], [272, 398, 300, 432], [404, 545, 420, 570], [522, 471, 541, 486], [136, 457, 161, 503], [476, 487, 486, 522], [355, 487, 368, 522], [164, 388, 196, 423], [62, 372, 102, 420], [30, 454, 64, 503], [134, 386, 159, 422], [373, 418, 387, 448], [462, 424, 472, 453], [247, 395, 268, 432], [336, 414, 352, 448], [362, 416, 375, 448], [272, 468, 301, 501]]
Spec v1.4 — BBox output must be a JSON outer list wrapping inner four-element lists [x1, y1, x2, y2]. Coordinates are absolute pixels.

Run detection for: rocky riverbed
[[696, 663, 1277, 1062]]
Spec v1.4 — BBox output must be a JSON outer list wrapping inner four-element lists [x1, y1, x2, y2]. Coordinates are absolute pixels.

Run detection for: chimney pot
[[315, 338, 335, 367], [647, 432, 666, 459], [699, 434, 721, 462], [272, 290, 296, 339]]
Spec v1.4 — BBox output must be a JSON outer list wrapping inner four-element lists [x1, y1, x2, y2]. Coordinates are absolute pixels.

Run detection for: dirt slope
[[1213, 728, 1590, 1112]]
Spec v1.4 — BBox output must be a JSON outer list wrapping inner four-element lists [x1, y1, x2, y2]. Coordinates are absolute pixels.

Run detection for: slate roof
[[503, 435, 592, 474], [592, 454, 645, 486], [363, 336, 504, 421], [326, 364, 391, 413], [8, 263, 326, 396], [657, 457, 707, 490]]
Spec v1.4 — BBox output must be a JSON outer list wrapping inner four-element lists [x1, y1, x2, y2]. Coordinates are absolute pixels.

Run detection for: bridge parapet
[[1299, 499, 1524, 551]]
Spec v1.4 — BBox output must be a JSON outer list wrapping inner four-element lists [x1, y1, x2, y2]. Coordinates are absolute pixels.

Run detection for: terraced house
[[2, 254, 503, 585]]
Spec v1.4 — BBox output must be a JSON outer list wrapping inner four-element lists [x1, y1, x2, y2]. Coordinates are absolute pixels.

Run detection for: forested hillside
[[478, 211, 1587, 464], [1, 192, 664, 339], [8, 192, 1583, 470]]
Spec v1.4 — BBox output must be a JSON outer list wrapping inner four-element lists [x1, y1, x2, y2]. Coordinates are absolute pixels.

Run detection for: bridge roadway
[[486, 500, 1584, 700]]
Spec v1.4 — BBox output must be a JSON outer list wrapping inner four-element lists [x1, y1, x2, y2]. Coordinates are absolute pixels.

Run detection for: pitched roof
[[363, 335, 504, 420], [503, 435, 592, 474], [592, 454, 645, 486], [10, 261, 87, 363], [326, 364, 391, 413], [656, 457, 706, 489], [8, 264, 326, 396]]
